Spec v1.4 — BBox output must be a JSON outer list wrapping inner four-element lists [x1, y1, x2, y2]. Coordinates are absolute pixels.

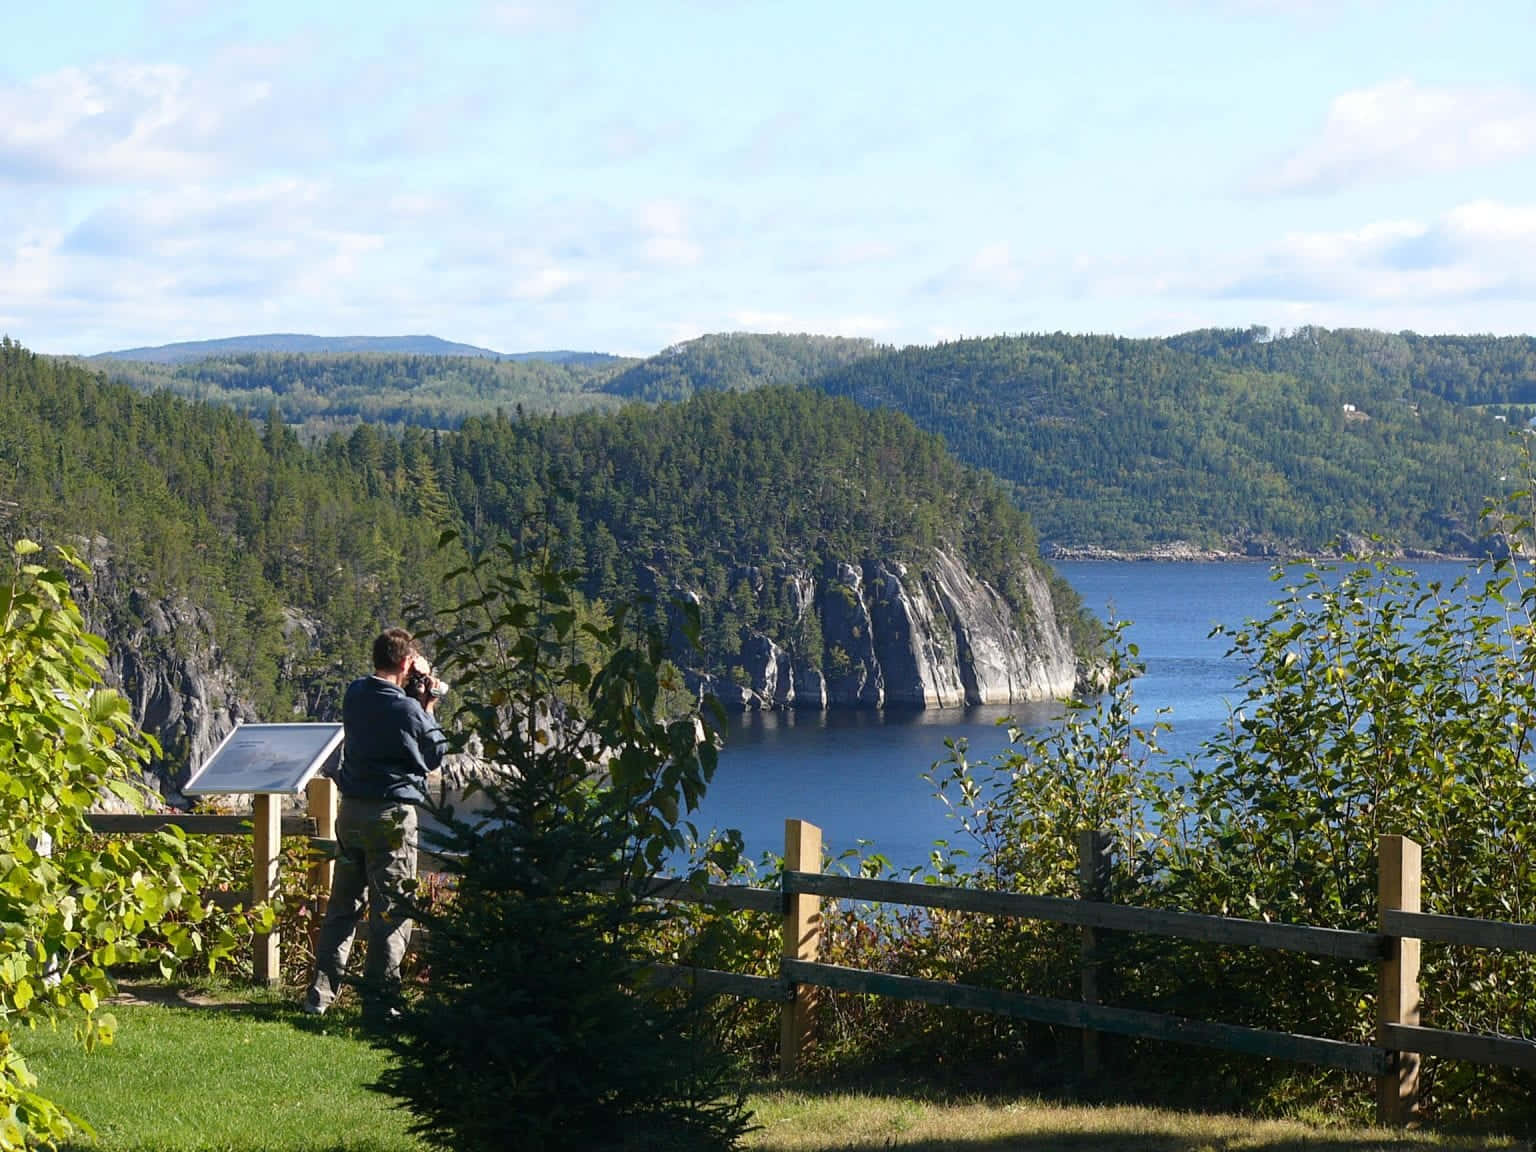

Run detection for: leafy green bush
[[374, 537, 752, 1151], [916, 553, 1536, 1122], [1152, 556, 1536, 1119], [0, 541, 247, 1149]]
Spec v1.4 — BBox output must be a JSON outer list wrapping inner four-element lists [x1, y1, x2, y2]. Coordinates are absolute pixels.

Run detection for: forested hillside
[[70, 325, 1530, 555], [0, 338, 457, 724], [0, 339, 1080, 775], [93, 351, 633, 437], [1168, 326, 1536, 407], [440, 387, 1084, 667], [596, 332, 882, 402], [809, 330, 1527, 553]]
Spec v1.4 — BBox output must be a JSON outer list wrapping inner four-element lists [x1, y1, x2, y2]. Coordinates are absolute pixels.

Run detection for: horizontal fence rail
[[635, 877, 782, 915], [781, 959, 1387, 1077], [784, 872, 1385, 962], [86, 779, 342, 989], [1380, 1023, 1536, 1072], [646, 963, 790, 1003], [87, 813, 318, 837], [1384, 909, 1536, 954]]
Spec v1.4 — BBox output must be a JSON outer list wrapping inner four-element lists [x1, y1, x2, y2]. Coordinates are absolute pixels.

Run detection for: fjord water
[[695, 560, 1482, 870]]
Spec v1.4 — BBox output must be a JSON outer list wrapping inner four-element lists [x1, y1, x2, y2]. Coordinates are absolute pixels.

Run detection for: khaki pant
[[306, 798, 418, 1012]]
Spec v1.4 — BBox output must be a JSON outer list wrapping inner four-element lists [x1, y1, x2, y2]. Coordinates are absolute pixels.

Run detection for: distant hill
[[94, 334, 628, 366], [91, 350, 634, 433], [93, 333, 510, 363], [598, 332, 883, 402], [504, 350, 627, 367]]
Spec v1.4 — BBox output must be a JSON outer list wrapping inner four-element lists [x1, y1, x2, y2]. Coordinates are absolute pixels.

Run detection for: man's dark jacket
[[334, 675, 445, 804]]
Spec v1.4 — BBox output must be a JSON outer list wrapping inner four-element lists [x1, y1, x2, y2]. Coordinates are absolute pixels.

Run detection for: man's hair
[[372, 628, 415, 672]]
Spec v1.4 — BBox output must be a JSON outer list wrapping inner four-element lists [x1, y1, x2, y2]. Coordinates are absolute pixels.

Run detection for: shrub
[[925, 554, 1536, 1122], [374, 536, 752, 1151], [1155, 557, 1536, 1120], [0, 541, 245, 1149]]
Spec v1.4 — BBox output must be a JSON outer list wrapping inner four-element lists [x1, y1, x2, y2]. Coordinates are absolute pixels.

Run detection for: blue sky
[[4, 0, 1535, 356]]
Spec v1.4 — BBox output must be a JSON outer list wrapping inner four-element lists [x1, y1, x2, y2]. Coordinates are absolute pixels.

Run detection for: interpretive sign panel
[[182, 723, 344, 796]]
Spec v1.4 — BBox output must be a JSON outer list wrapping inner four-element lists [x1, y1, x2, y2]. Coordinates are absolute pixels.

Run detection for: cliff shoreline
[[1043, 542, 1490, 564]]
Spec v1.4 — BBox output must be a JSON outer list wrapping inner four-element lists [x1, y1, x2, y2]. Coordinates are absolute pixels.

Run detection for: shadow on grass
[[111, 978, 391, 1041]]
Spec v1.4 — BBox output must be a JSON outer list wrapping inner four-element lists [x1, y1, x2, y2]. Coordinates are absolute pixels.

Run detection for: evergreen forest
[[90, 350, 633, 438], [88, 326, 1536, 555], [0, 338, 1073, 736], [810, 328, 1536, 552]]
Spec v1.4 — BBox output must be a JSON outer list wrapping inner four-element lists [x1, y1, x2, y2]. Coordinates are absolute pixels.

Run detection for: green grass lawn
[[20, 994, 424, 1152], [16, 991, 1521, 1152]]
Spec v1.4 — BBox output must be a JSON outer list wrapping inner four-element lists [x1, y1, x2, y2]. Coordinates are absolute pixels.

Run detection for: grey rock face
[[107, 589, 253, 798], [709, 547, 1078, 710], [868, 559, 967, 707], [66, 541, 258, 801], [820, 562, 884, 707], [739, 630, 794, 704]]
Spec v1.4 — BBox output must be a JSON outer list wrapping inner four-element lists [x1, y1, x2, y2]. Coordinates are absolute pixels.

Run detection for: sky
[[4, 0, 1535, 357]]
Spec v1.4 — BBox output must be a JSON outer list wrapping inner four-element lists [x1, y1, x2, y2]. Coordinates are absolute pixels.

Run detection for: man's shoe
[[362, 1004, 402, 1028], [301, 992, 328, 1016]]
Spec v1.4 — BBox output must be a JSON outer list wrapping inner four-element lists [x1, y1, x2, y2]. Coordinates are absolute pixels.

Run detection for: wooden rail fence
[[86, 776, 340, 987], [651, 819, 1536, 1128], [85, 798, 1536, 1127]]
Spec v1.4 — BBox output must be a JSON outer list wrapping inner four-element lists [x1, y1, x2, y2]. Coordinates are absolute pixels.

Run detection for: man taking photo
[[305, 627, 445, 1021]]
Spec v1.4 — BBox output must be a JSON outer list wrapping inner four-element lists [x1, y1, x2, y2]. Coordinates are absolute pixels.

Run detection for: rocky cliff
[[106, 590, 254, 799], [691, 547, 1080, 710], [69, 538, 302, 801], [70, 536, 1084, 800]]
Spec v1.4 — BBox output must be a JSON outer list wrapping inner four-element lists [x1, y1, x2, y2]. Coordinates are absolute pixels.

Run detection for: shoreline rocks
[[1041, 540, 1489, 564]]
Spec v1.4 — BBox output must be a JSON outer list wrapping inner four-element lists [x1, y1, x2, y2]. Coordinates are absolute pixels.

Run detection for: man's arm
[[415, 707, 448, 772]]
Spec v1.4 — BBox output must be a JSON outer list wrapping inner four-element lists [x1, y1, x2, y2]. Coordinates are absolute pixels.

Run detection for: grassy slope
[[18, 999, 1514, 1152]]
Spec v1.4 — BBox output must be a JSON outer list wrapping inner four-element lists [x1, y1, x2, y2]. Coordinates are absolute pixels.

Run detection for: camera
[[404, 669, 448, 705]]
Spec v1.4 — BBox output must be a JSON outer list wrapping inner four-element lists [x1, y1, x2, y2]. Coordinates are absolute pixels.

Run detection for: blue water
[[692, 560, 1483, 869]]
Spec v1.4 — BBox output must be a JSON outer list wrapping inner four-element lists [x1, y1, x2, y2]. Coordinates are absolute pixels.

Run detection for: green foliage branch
[[0, 541, 248, 1149]]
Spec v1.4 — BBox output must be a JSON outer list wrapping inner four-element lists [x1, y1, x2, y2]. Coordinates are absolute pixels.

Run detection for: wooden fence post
[[306, 777, 338, 952], [252, 794, 282, 986], [1079, 828, 1111, 1086], [1377, 834, 1421, 1126], [780, 818, 822, 1076]]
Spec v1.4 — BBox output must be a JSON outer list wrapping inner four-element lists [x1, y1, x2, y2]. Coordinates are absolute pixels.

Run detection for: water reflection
[[692, 560, 1504, 871]]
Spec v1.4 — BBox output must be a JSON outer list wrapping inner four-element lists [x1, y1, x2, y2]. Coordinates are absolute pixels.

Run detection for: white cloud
[[0, 181, 405, 350], [0, 49, 362, 189], [637, 200, 701, 267], [514, 264, 585, 300], [0, 175, 728, 353], [1222, 200, 1536, 303], [484, 0, 593, 34], [1262, 79, 1536, 195], [1445, 199, 1536, 243], [0, 65, 218, 183], [730, 310, 797, 330], [725, 309, 891, 339]]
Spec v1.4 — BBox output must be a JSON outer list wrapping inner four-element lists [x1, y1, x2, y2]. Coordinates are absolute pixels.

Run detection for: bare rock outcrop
[[106, 590, 254, 798], [697, 547, 1078, 711]]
